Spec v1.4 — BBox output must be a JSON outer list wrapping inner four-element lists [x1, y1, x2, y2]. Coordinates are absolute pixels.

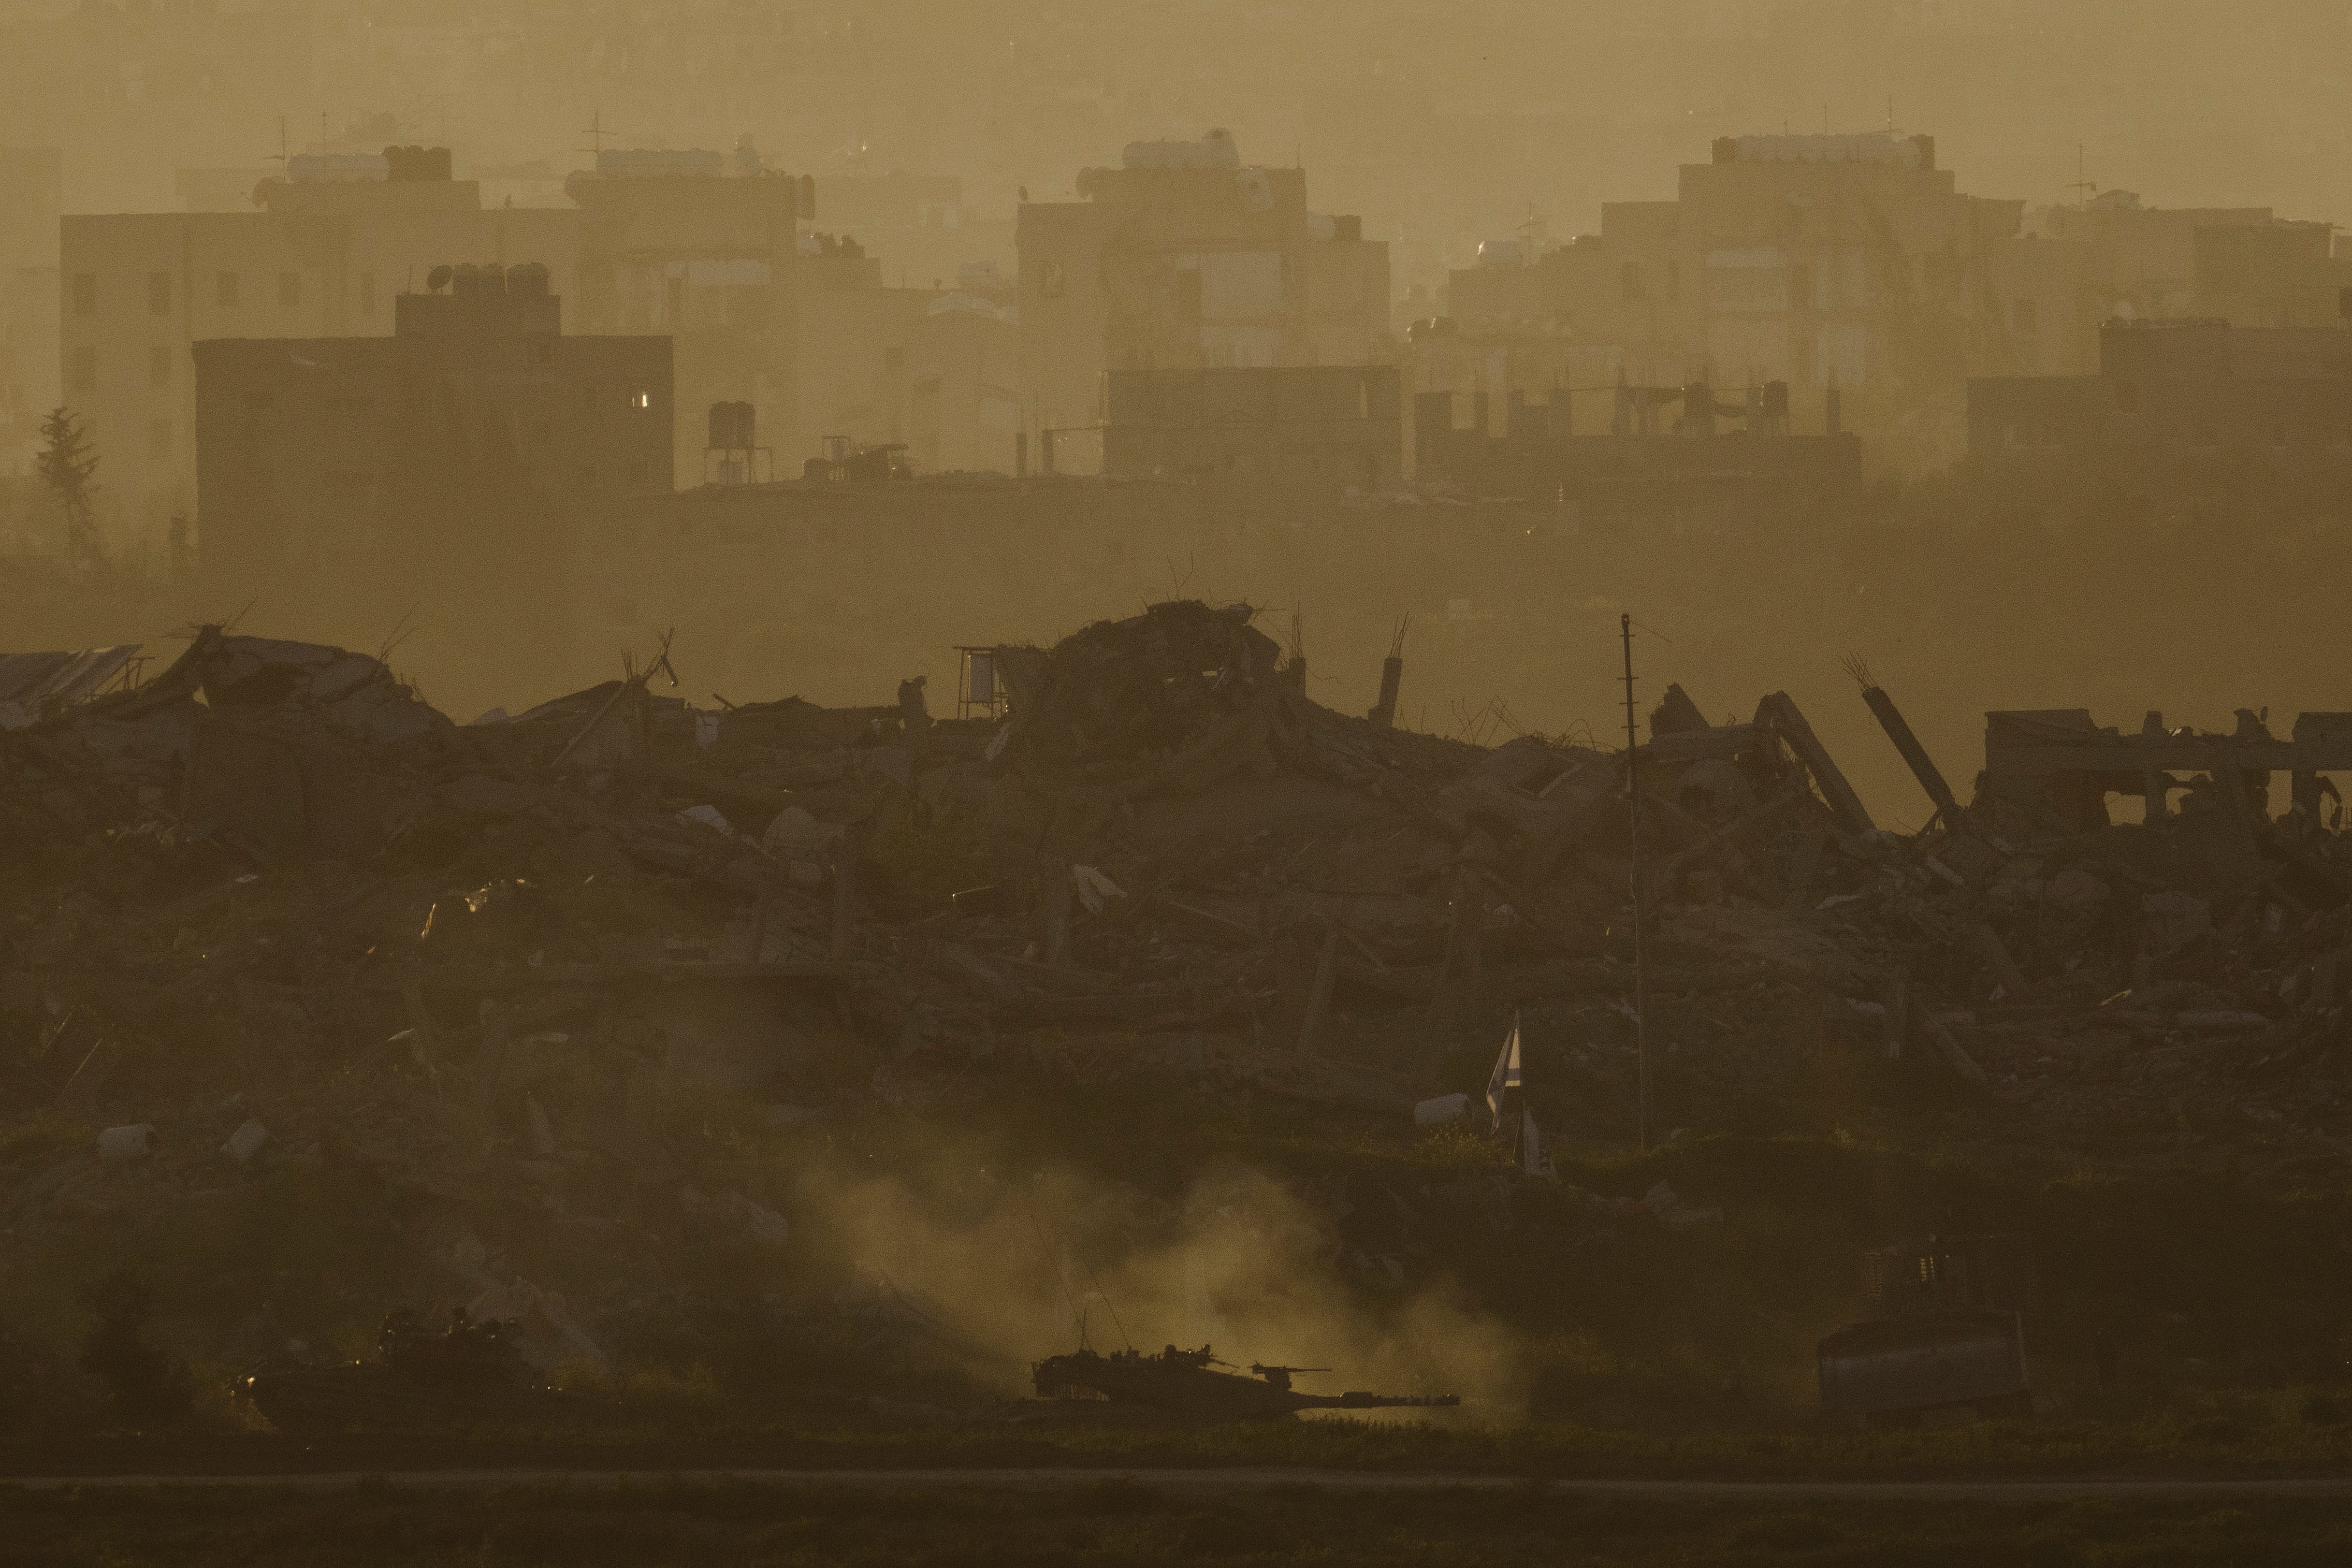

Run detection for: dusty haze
[[2, 2, 2345, 295]]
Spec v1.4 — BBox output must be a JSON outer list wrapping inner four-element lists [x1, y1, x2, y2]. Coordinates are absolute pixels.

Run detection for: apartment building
[[1018, 130, 1391, 473], [60, 151, 579, 558]]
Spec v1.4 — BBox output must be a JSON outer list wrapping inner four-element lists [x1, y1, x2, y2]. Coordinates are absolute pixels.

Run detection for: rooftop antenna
[[270, 114, 288, 170], [1619, 612, 1652, 1152], [582, 108, 608, 158], [2068, 142, 2097, 207], [1886, 95, 1894, 134]]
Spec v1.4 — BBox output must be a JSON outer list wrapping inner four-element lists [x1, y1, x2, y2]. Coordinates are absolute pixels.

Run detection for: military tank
[[1031, 1344, 1460, 1421], [240, 1308, 578, 1433]]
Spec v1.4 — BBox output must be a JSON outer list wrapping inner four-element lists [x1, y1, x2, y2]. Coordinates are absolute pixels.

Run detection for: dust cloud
[[801, 1151, 1526, 1419]]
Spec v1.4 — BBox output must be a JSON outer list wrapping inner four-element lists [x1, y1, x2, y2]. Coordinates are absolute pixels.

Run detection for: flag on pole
[[1521, 1106, 1557, 1180], [1485, 1015, 1522, 1129]]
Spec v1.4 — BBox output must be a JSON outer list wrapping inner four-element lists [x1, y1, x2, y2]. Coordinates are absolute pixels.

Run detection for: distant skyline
[[2, 0, 2344, 300]]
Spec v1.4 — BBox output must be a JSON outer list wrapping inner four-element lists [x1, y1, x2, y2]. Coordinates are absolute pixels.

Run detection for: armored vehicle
[[1818, 1234, 2038, 1427], [241, 1308, 567, 1433], [1032, 1344, 1459, 1421]]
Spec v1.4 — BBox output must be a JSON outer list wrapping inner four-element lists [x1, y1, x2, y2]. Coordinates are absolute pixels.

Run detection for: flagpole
[[1621, 614, 1652, 1153]]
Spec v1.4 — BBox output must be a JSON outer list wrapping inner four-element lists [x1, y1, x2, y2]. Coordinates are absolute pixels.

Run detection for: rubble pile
[[4, 601, 2350, 1398]]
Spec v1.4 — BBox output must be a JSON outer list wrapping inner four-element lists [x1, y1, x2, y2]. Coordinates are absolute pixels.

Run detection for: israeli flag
[[1486, 1015, 1523, 1129]]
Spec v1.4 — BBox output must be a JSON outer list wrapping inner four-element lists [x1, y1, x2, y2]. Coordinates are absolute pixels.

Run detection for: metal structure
[[955, 646, 1008, 721], [703, 400, 772, 485]]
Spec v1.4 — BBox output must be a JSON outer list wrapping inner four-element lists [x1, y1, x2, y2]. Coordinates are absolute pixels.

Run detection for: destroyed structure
[[6, 602, 2352, 1418]]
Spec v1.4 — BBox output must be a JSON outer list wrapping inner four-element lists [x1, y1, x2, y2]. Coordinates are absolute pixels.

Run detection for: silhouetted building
[[1412, 380, 1860, 500], [1019, 129, 1390, 473], [1104, 364, 1401, 484], [1981, 191, 2352, 381], [1967, 317, 2352, 472], [0, 146, 60, 478], [565, 149, 1019, 481], [60, 150, 580, 556], [192, 268, 670, 660], [1444, 132, 2020, 472]]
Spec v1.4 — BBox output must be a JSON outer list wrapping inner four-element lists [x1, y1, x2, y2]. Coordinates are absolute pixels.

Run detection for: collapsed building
[[4, 603, 2348, 1413]]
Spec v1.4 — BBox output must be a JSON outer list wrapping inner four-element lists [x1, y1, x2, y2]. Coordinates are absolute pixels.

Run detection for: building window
[[72, 272, 96, 316], [1039, 260, 1066, 298], [149, 418, 172, 458], [2012, 298, 2038, 333], [630, 389, 651, 410], [359, 272, 376, 316], [148, 272, 171, 314], [69, 346, 96, 393], [217, 272, 240, 308], [1620, 262, 1645, 302], [279, 271, 301, 308], [149, 346, 172, 387]]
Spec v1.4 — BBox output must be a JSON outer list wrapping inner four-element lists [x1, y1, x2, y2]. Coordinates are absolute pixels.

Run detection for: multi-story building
[[1967, 317, 2352, 501], [564, 150, 1019, 482], [1017, 130, 1391, 473], [192, 267, 670, 676], [60, 150, 580, 559], [0, 146, 60, 483], [1432, 133, 2023, 469], [1980, 191, 2352, 380], [1103, 364, 1402, 485]]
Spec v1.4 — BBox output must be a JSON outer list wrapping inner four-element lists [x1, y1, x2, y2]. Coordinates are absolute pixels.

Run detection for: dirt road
[[8, 1468, 2352, 1500]]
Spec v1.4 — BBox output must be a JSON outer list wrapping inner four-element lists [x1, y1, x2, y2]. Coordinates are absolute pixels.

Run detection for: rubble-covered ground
[[4, 604, 2350, 1451]]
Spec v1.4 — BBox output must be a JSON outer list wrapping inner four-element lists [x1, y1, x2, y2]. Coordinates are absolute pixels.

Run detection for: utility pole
[[1619, 613, 1652, 1151]]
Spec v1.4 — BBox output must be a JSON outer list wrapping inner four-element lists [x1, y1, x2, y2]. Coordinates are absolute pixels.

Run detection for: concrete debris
[[223, 1120, 270, 1163], [96, 1124, 155, 1160], [1071, 864, 1125, 916], [9, 603, 2352, 1419]]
